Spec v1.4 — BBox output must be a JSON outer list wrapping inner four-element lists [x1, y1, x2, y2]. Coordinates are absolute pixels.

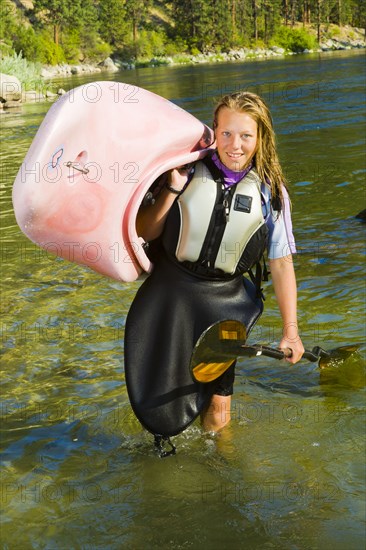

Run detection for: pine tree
[[213, 0, 234, 50], [234, 0, 253, 46], [263, 0, 282, 42], [33, 0, 83, 45], [98, 0, 129, 48], [124, 0, 152, 58]]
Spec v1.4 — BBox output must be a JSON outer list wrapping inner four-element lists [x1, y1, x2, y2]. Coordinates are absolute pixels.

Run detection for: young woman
[[126, 91, 304, 436]]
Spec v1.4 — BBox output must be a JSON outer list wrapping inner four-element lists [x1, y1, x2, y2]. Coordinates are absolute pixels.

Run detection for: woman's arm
[[269, 255, 304, 364], [136, 168, 189, 242]]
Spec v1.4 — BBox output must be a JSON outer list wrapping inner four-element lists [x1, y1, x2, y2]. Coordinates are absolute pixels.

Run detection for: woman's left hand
[[279, 335, 305, 364]]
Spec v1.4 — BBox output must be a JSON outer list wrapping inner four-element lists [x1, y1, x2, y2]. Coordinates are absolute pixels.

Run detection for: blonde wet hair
[[213, 91, 287, 208]]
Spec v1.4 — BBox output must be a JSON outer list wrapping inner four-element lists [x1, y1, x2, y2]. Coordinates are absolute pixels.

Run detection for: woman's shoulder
[[260, 180, 271, 200], [261, 181, 289, 205]]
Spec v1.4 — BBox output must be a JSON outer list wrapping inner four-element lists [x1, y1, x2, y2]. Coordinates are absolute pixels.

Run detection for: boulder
[[270, 46, 285, 55], [45, 90, 57, 98], [71, 65, 83, 75], [0, 73, 22, 101], [3, 100, 22, 109], [40, 68, 54, 78], [98, 57, 119, 72]]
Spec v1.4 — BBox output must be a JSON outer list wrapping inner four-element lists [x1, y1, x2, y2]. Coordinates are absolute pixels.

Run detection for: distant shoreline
[[41, 37, 366, 80]]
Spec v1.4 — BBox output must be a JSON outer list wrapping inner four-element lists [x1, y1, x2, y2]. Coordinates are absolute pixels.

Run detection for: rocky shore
[[1, 28, 364, 110], [40, 31, 366, 78]]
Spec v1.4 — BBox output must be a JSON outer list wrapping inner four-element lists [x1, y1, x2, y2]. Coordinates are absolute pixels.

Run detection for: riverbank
[[41, 28, 366, 78], [38, 23, 366, 77], [0, 24, 364, 110]]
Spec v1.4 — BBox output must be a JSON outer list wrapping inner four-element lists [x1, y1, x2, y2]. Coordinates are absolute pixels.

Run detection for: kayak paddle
[[190, 319, 360, 383]]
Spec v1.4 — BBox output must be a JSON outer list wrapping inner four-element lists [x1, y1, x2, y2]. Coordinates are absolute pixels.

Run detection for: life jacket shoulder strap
[[201, 153, 225, 185]]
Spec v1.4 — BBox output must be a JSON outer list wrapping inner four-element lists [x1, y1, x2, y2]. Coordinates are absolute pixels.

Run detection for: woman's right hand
[[168, 165, 191, 193], [137, 165, 192, 241]]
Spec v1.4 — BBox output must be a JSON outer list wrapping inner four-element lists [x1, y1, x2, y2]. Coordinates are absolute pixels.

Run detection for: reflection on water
[[1, 50, 365, 549]]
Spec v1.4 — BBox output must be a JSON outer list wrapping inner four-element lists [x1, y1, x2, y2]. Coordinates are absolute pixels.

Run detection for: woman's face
[[215, 107, 258, 171]]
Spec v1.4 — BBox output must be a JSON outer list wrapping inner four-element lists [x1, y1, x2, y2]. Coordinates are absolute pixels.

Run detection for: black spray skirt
[[125, 253, 263, 437]]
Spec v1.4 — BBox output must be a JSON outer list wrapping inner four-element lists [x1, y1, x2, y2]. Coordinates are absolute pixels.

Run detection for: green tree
[[76, 0, 110, 62], [351, 0, 366, 31], [252, 0, 261, 40], [0, 0, 18, 55], [263, 0, 282, 42], [125, 0, 152, 42], [233, 0, 254, 46], [211, 0, 233, 50], [33, 0, 83, 45], [333, 0, 354, 26], [172, 0, 225, 52], [98, 0, 129, 48]]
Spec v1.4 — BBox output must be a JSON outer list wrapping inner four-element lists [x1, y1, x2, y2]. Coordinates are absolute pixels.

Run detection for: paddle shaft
[[243, 344, 323, 362], [216, 341, 328, 363]]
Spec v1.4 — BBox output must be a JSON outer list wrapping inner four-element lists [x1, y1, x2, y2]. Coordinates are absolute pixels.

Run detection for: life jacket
[[162, 156, 269, 283]]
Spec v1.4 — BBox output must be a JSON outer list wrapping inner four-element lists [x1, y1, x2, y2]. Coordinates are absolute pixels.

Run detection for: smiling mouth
[[227, 153, 243, 159]]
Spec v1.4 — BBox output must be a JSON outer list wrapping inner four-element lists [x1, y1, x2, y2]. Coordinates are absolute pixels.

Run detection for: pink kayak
[[12, 81, 213, 281]]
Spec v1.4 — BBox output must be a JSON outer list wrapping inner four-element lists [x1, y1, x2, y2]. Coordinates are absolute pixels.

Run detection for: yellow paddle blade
[[192, 359, 236, 383], [218, 320, 246, 341]]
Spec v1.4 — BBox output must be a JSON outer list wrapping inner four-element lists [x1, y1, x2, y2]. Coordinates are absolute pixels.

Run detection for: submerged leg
[[201, 394, 232, 432]]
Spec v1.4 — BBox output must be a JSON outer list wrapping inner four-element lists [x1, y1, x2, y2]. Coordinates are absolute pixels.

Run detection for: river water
[[1, 50, 365, 549]]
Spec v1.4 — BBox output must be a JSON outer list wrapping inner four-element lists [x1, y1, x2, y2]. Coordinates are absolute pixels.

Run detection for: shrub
[[0, 41, 14, 57], [84, 41, 112, 64], [273, 26, 318, 52], [0, 51, 43, 90], [190, 47, 201, 56], [13, 26, 65, 65], [13, 26, 39, 60], [135, 29, 166, 59], [117, 29, 171, 62], [163, 38, 188, 56], [171, 54, 193, 64], [36, 33, 65, 65], [79, 27, 112, 64], [328, 26, 341, 37], [61, 29, 81, 64]]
